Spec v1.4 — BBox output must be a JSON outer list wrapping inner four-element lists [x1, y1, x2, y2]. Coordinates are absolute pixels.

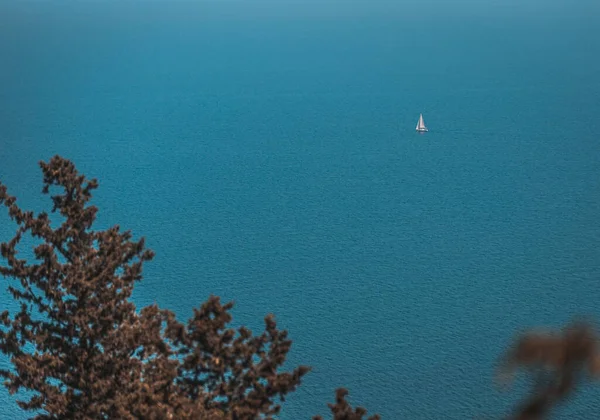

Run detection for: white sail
[[416, 113, 427, 131]]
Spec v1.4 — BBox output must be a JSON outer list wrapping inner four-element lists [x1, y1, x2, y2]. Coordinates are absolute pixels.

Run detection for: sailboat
[[416, 113, 428, 132]]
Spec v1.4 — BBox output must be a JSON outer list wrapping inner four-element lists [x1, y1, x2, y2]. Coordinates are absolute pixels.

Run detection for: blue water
[[1, 1, 600, 418]]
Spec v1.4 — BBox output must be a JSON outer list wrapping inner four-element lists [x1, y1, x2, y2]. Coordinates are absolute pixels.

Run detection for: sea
[[1, 1, 599, 418]]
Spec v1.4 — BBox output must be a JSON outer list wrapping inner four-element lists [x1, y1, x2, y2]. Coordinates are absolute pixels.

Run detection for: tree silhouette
[[1, 156, 598, 419], [313, 388, 380, 420], [0, 156, 316, 419]]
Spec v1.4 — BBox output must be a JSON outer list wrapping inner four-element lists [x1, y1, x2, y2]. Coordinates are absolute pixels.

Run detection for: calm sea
[[1, 1, 599, 418]]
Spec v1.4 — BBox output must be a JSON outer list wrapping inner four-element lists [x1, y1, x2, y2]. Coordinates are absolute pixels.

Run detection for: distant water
[[1, 1, 600, 418]]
